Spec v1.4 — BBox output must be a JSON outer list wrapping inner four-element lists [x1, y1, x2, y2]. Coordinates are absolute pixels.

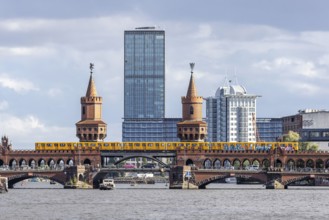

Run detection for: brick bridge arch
[[7, 172, 67, 188], [114, 155, 169, 167], [190, 171, 268, 188], [1, 150, 101, 169]]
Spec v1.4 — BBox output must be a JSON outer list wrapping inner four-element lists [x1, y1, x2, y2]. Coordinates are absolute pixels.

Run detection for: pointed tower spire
[[177, 62, 207, 142], [76, 62, 107, 142], [86, 63, 98, 97], [186, 63, 198, 97]]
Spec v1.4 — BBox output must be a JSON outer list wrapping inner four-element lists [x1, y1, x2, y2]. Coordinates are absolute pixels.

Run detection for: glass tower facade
[[124, 27, 165, 119], [123, 27, 179, 142], [256, 118, 283, 142]]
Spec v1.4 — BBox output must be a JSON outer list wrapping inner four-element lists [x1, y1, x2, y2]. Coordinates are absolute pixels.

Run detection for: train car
[[35, 141, 299, 152]]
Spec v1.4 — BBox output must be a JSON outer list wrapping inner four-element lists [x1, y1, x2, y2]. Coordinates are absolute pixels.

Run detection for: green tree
[[299, 142, 319, 151], [282, 131, 300, 142], [280, 130, 319, 151]]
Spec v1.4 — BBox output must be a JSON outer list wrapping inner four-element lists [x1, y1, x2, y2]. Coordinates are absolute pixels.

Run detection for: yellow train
[[35, 142, 298, 151]]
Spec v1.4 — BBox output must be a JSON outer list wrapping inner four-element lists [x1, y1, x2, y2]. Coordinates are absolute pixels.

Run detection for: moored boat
[[99, 178, 115, 190], [0, 177, 8, 193], [225, 177, 237, 184]]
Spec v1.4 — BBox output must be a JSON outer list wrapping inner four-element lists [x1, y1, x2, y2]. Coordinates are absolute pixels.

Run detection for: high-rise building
[[206, 80, 260, 142], [122, 27, 179, 141]]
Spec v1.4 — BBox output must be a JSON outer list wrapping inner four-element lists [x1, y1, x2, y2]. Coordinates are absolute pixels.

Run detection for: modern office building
[[122, 26, 179, 141], [256, 118, 283, 142], [206, 80, 260, 142], [283, 109, 329, 149]]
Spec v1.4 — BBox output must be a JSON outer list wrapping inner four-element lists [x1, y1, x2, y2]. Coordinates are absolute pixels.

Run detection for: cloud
[[0, 113, 74, 148], [0, 74, 39, 93], [47, 88, 63, 97], [0, 46, 55, 57], [0, 100, 8, 110], [253, 57, 323, 78]]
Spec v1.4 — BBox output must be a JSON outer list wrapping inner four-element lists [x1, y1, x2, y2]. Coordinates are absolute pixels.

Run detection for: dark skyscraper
[[124, 27, 165, 119], [123, 27, 179, 142]]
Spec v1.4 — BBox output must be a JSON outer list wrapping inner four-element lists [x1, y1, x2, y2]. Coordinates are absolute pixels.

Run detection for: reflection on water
[[2, 182, 329, 219]]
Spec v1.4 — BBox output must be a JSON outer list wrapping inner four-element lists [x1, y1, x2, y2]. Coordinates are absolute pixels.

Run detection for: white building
[[206, 82, 260, 142]]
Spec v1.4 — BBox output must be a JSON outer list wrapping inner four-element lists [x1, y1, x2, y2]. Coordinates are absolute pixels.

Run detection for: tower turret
[[76, 63, 107, 142], [177, 63, 207, 142]]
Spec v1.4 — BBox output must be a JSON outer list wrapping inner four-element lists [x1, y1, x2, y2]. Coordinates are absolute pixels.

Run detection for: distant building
[[283, 109, 329, 149], [122, 118, 181, 142], [122, 27, 179, 141], [206, 80, 260, 142], [256, 118, 283, 142], [76, 64, 107, 142]]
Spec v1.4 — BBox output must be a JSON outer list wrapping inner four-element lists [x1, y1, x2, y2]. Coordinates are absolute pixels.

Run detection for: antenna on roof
[[234, 67, 239, 85], [224, 68, 229, 87]]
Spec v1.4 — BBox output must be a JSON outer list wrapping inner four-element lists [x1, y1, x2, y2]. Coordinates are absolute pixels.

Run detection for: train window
[[142, 143, 146, 147], [148, 144, 152, 147], [60, 144, 65, 147], [91, 143, 96, 146], [104, 143, 109, 146], [47, 144, 52, 147]]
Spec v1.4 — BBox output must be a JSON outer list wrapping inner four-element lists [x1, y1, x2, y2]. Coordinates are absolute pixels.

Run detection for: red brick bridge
[[170, 148, 329, 189]]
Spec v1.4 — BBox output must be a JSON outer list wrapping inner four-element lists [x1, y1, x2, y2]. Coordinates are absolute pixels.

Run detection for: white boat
[[99, 178, 115, 190], [0, 177, 8, 193], [225, 177, 237, 184]]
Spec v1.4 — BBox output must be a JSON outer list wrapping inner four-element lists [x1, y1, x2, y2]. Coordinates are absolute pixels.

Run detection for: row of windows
[[77, 127, 105, 132], [303, 131, 329, 138], [229, 138, 256, 141]]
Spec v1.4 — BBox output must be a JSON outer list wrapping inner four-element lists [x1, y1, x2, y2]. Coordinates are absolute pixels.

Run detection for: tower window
[[190, 106, 194, 115], [82, 106, 86, 115]]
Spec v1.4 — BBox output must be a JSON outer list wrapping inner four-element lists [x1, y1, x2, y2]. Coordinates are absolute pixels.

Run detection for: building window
[[82, 106, 85, 115], [310, 132, 320, 137], [190, 106, 194, 115]]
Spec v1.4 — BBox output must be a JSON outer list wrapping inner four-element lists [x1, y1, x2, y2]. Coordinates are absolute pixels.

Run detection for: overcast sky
[[1, 0, 329, 149]]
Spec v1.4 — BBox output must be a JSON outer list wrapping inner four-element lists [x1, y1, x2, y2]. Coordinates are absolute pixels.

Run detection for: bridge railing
[[0, 165, 65, 172], [197, 166, 329, 173]]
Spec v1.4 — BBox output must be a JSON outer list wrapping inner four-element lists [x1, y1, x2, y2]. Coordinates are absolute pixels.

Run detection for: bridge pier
[[169, 166, 199, 189], [265, 180, 287, 189]]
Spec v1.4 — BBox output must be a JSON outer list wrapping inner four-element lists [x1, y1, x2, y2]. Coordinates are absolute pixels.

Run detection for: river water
[[1, 182, 329, 220]]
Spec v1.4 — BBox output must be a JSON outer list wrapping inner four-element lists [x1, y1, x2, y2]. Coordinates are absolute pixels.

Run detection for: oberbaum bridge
[[2, 64, 329, 190]]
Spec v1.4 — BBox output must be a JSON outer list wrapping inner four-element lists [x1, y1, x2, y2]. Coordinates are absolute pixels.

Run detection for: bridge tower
[[177, 63, 207, 142], [76, 63, 107, 142]]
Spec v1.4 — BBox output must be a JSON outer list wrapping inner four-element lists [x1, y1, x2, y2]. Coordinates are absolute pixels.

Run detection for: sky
[[1, 0, 329, 149]]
